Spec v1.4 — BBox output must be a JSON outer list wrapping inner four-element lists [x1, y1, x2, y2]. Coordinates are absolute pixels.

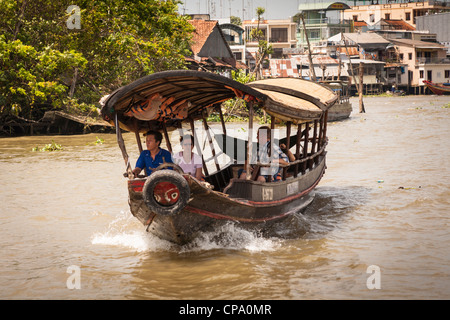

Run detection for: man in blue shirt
[[132, 130, 173, 177]]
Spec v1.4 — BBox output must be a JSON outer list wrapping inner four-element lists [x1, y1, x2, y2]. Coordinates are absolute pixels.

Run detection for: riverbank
[[1, 94, 447, 137], [0, 111, 114, 137]]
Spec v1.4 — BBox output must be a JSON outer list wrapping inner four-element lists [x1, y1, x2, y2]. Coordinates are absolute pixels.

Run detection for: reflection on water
[[1, 95, 449, 300]]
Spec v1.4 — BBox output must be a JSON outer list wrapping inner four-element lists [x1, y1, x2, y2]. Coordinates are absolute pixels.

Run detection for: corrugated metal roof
[[342, 33, 390, 45], [382, 19, 415, 31], [265, 57, 349, 78], [389, 38, 446, 49]]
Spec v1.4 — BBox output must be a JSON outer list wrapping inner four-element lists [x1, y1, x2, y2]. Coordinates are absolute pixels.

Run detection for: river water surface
[[1, 95, 449, 300]]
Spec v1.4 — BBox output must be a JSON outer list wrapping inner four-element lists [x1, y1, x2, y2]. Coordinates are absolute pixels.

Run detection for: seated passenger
[[280, 143, 296, 162], [132, 130, 173, 177], [173, 134, 203, 180], [239, 126, 289, 182]]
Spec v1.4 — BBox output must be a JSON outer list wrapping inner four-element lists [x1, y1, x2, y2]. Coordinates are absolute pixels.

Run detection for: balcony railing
[[417, 57, 450, 64], [304, 18, 352, 25]]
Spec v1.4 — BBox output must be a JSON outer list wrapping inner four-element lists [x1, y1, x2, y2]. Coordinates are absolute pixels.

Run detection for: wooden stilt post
[[359, 62, 366, 113]]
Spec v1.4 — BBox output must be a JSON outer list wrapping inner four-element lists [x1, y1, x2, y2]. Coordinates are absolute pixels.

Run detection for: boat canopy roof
[[100, 70, 337, 132]]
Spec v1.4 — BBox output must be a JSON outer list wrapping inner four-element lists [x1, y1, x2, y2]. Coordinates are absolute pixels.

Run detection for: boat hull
[[423, 80, 450, 95], [327, 101, 352, 122], [128, 156, 326, 245]]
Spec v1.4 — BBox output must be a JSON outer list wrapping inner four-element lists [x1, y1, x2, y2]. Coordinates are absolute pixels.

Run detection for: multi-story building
[[242, 18, 298, 69], [296, 2, 353, 50], [415, 12, 450, 55], [343, 0, 450, 28], [386, 38, 449, 92]]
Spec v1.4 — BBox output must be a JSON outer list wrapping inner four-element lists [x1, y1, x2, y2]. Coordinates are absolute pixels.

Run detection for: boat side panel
[[224, 155, 325, 202]]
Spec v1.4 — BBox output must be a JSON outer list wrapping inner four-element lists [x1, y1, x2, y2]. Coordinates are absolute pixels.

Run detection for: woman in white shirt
[[173, 134, 203, 180]]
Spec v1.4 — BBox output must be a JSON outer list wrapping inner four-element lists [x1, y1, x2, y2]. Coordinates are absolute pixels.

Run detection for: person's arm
[[132, 167, 142, 178], [194, 167, 203, 180], [133, 151, 145, 177], [280, 143, 295, 162]]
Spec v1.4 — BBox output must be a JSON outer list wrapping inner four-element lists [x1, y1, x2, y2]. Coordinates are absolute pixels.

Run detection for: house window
[[405, 12, 411, 21], [353, 15, 358, 21], [370, 14, 375, 23], [445, 70, 450, 78], [271, 28, 288, 43], [385, 14, 390, 20], [247, 27, 266, 41], [408, 53, 412, 60], [309, 30, 320, 39], [399, 53, 404, 61], [420, 70, 424, 78]]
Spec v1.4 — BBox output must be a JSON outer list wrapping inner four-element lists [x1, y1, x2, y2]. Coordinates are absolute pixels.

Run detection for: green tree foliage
[[249, 7, 272, 80], [230, 16, 241, 26], [0, 0, 194, 120], [219, 70, 256, 121]]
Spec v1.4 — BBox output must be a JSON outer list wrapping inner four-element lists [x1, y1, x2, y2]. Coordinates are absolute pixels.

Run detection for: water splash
[[91, 212, 283, 253], [91, 211, 174, 252], [180, 222, 283, 253]]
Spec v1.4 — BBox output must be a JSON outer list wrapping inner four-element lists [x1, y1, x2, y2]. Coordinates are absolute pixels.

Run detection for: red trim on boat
[[184, 166, 324, 222], [183, 205, 294, 222]]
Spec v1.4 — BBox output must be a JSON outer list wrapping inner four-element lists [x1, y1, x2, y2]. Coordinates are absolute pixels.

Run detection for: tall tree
[[0, 0, 194, 120], [249, 7, 272, 80]]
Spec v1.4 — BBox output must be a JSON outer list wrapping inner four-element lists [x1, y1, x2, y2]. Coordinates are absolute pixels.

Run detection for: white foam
[[91, 213, 282, 253], [181, 223, 283, 253], [91, 211, 175, 252]]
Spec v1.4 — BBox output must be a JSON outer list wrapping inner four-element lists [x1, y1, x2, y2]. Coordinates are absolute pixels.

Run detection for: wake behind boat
[[100, 71, 337, 245]]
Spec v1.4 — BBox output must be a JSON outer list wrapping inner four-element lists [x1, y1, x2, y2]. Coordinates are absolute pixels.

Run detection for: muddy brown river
[[0, 95, 449, 300]]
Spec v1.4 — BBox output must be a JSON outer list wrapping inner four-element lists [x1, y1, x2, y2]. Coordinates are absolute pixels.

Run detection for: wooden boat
[[423, 80, 450, 95], [100, 71, 337, 245], [320, 81, 352, 122]]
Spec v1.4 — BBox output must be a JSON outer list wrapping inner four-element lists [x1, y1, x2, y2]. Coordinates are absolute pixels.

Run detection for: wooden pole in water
[[359, 62, 366, 113], [337, 53, 341, 81], [342, 33, 365, 112]]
